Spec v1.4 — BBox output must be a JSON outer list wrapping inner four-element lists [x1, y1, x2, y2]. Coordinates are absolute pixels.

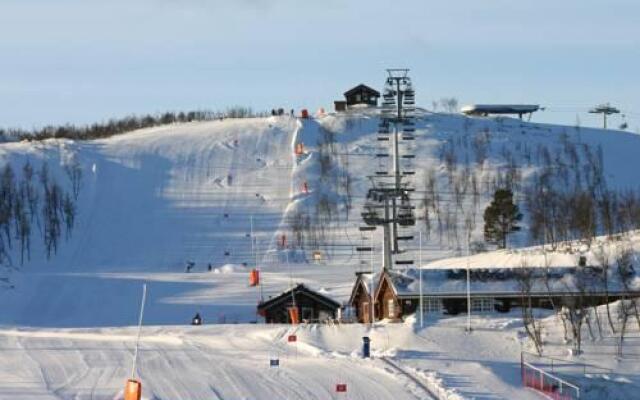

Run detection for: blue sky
[[1, 0, 638, 130]]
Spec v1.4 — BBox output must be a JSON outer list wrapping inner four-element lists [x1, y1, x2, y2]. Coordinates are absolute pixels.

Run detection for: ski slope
[[4, 111, 640, 270], [0, 317, 552, 400], [1, 310, 637, 399], [0, 323, 440, 400], [1, 110, 640, 399], [3, 110, 640, 326]]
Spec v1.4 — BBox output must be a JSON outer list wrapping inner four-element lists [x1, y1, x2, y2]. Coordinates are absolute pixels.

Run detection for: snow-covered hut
[[258, 284, 341, 324]]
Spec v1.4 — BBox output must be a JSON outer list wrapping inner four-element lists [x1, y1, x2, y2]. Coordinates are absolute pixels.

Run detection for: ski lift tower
[[589, 103, 620, 129], [360, 69, 417, 271]]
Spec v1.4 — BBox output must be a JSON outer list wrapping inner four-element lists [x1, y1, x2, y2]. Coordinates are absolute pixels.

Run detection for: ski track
[[0, 325, 435, 400]]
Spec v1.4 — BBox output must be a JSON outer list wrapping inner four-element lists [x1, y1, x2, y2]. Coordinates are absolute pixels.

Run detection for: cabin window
[[424, 298, 442, 313], [538, 298, 551, 308], [471, 298, 494, 313], [318, 310, 332, 321], [388, 299, 395, 318], [301, 307, 314, 321], [355, 94, 361, 102], [343, 306, 355, 319]]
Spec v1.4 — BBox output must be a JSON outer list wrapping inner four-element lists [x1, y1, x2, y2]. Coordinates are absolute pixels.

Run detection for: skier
[[191, 312, 203, 326], [208, 263, 212, 272], [185, 260, 195, 273]]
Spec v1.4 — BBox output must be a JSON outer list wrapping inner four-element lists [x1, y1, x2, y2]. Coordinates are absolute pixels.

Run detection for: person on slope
[[185, 260, 195, 273]]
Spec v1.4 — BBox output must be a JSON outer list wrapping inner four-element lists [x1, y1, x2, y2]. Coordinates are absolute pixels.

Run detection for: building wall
[[401, 298, 418, 315], [345, 88, 378, 106], [354, 291, 372, 323], [263, 292, 338, 323], [378, 278, 401, 321], [363, 271, 639, 322], [399, 294, 633, 317]]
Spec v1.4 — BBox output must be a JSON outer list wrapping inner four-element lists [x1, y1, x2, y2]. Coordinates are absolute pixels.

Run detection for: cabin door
[[361, 302, 370, 324]]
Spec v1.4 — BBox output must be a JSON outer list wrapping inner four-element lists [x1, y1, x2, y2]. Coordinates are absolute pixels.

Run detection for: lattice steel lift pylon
[[361, 69, 417, 271]]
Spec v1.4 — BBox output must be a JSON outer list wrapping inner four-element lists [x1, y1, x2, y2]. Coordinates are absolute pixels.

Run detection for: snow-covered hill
[[1, 110, 640, 399], [1, 111, 640, 327]]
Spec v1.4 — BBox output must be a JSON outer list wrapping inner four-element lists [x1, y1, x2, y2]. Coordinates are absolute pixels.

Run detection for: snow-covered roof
[[425, 233, 640, 271], [385, 266, 639, 298], [424, 249, 579, 271], [461, 104, 540, 115], [344, 84, 380, 97], [348, 272, 381, 304], [259, 283, 341, 310]]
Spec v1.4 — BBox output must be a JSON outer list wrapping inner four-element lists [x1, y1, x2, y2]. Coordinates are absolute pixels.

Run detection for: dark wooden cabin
[[344, 84, 380, 107], [257, 284, 341, 323]]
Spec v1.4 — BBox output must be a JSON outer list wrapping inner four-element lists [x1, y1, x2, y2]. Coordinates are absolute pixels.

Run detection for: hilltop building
[[461, 104, 540, 119], [335, 84, 380, 111]]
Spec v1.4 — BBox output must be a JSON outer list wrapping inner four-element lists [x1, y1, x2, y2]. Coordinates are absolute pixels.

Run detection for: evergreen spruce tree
[[484, 188, 522, 249]]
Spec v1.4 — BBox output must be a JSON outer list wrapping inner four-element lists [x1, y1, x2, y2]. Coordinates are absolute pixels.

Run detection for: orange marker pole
[[124, 379, 142, 400], [125, 284, 147, 400]]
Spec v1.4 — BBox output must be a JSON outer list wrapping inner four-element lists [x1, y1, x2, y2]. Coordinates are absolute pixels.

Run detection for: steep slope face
[[0, 117, 301, 326], [1, 117, 298, 271]]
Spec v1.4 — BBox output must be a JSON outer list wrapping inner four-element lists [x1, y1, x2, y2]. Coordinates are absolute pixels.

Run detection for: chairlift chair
[[397, 193, 416, 226], [361, 210, 382, 226]]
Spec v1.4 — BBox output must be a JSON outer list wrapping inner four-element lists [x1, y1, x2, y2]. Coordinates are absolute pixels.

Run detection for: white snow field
[[0, 323, 438, 400], [0, 318, 544, 400], [1, 110, 640, 399]]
